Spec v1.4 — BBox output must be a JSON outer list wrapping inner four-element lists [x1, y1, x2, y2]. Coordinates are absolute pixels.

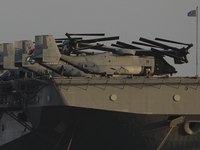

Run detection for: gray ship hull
[[1, 76, 200, 149], [1, 106, 200, 150]]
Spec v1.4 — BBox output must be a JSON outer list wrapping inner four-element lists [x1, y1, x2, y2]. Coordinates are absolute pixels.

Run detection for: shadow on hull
[[1, 106, 200, 150]]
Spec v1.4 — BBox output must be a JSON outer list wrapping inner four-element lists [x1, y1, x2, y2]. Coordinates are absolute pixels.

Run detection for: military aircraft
[[1, 34, 112, 78], [13, 39, 88, 77], [28, 34, 193, 76], [0, 39, 85, 79], [0, 42, 36, 80], [25, 34, 120, 77], [0, 43, 17, 70], [37, 33, 119, 77]]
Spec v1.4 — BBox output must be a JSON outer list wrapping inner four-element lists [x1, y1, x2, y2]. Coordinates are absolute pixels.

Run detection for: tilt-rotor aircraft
[[26, 33, 119, 77], [0, 40, 85, 80], [14, 37, 87, 77], [29, 34, 193, 76], [1, 33, 114, 79]]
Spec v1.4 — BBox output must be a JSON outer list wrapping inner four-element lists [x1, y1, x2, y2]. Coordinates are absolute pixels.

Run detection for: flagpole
[[196, 6, 199, 77]]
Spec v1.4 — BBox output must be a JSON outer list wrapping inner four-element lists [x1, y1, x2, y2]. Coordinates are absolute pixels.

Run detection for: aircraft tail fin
[[15, 40, 35, 67], [3, 43, 17, 69], [14, 41, 23, 67], [0, 44, 3, 69], [33, 35, 61, 63], [22, 40, 36, 67]]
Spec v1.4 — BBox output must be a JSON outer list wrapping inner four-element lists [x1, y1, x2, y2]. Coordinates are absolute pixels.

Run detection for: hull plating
[[1, 106, 200, 150]]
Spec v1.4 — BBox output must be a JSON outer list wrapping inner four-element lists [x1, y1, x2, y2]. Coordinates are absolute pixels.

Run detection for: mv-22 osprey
[[25, 33, 120, 77], [27, 33, 193, 76], [0, 34, 118, 79]]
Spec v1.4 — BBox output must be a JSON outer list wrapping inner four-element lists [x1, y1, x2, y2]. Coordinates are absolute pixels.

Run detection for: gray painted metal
[[0, 76, 200, 149], [25, 77, 200, 115], [34, 35, 61, 63], [0, 34, 197, 149], [60, 52, 154, 75], [0, 111, 31, 146], [3, 43, 17, 69]]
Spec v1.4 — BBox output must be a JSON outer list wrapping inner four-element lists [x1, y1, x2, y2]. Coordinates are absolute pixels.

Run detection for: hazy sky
[[0, 0, 199, 76]]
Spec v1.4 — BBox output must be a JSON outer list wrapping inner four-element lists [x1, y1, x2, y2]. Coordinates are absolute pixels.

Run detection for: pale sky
[[0, 0, 199, 76]]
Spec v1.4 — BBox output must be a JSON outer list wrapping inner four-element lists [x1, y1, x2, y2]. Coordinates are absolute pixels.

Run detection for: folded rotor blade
[[132, 41, 160, 48], [79, 43, 117, 53], [55, 38, 69, 41], [80, 36, 119, 43], [155, 38, 190, 46], [116, 41, 142, 49], [140, 37, 176, 50], [55, 37, 82, 41], [68, 33, 105, 36], [151, 48, 185, 61], [111, 44, 127, 49]]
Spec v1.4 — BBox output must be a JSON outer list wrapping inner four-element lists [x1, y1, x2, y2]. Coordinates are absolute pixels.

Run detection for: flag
[[188, 10, 196, 17]]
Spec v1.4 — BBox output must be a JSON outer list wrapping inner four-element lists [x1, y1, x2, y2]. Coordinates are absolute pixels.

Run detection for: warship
[[0, 34, 199, 150]]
